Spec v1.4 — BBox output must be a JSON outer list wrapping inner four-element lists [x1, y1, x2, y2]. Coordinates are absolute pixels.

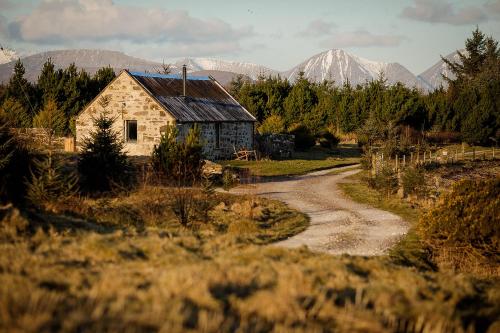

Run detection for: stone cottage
[[76, 68, 256, 160]]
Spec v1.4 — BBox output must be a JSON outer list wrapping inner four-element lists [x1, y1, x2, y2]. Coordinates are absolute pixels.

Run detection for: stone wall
[[11, 128, 66, 151], [178, 122, 254, 160], [76, 71, 175, 156], [256, 133, 294, 159]]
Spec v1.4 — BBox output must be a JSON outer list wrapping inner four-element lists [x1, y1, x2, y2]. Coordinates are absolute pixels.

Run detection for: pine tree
[[33, 98, 66, 136], [78, 97, 131, 193], [26, 97, 77, 211], [92, 66, 116, 94], [27, 155, 78, 212], [37, 58, 62, 106], [0, 98, 31, 128], [5, 60, 36, 119]]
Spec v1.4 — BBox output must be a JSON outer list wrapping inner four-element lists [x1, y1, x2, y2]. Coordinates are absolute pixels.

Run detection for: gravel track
[[229, 166, 409, 256]]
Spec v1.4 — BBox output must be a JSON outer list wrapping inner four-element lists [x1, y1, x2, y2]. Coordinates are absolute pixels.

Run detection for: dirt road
[[229, 166, 409, 256]]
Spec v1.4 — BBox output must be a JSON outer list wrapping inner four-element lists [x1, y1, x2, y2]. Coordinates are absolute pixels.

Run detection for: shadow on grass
[[26, 209, 123, 235]]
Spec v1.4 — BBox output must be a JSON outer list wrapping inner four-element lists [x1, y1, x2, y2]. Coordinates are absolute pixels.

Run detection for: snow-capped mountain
[[0, 49, 162, 83], [418, 51, 463, 90], [0, 48, 18, 65], [0, 48, 462, 92], [173, 58, 276, 80], [284, 49, 430, 91]]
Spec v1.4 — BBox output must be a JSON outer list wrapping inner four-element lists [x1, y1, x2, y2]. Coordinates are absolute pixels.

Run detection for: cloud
[[7, 0, 253, 54], [0, 0, 15, 10], [485, 0, 500, 15], [320, 30, 405, 48], [401, 0, 487, 25], [297, 19, 336, 37]]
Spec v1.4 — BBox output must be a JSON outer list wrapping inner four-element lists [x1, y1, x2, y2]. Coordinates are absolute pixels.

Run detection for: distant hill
[[418, 51, 463, 90], [174, 58, 276, 80], [0, 48, 465, 92], [190, 70, 251, 87], [284, 49, 430, 91], [0, 49, 162, 83]]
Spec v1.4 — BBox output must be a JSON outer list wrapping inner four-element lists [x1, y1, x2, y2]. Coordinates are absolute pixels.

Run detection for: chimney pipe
[[182, 65, 187, 97]]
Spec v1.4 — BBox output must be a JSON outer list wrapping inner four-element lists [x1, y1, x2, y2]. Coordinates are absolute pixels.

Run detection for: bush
[[151, 124, 204, 185], [418, 177, 499, 276], [418, 178, 499, 253], [288, 123, 315, 151], [368, 165, 398, 197], [27, 155, 78, 213], [317, 130, 340, 148], [0, 116, 32, 204], [33, 98, 66, 136], [402, 166, 427, 197], [78, 110, 132, 194], [258, 115, 285, 135]]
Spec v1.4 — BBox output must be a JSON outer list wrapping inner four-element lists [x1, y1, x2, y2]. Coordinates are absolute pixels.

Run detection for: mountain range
[[0, 48, 459, 91]]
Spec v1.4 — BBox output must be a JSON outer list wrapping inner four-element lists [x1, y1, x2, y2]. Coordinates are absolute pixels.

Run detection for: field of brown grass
[[0, 186, 499, 333]]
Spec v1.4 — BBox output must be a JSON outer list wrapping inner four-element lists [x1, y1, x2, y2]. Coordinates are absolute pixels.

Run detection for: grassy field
[[1, 192, 499, 332], [1, 160, 499, 332], [222, 145, 361, 177]]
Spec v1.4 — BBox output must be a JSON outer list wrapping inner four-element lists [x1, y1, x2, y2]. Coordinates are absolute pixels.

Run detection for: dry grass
[[0, 186, 498, 332]]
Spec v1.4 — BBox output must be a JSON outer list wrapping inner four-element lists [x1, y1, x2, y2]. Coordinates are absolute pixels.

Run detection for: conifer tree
[[27, 98, 77, 211], [33, 98, 66, 136], [6, 60, 36, 118], [78, 97, 131, 193], [0, 98, 31, 128]]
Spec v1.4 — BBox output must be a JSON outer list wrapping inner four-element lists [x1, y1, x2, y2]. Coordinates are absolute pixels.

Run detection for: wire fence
[[371, 145, 497, 175]]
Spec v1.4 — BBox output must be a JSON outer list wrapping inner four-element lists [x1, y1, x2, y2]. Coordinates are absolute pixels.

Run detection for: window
[[215, 123, 221, 148], [125, 120, 137, 142]]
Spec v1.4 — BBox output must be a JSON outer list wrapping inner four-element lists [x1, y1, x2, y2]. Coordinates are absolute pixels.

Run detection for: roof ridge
[[128, 71, 211, 81]]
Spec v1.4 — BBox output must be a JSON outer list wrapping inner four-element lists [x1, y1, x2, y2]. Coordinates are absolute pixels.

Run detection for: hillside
[[174, 57, 276, 80], [418, 51, 463, 90], [0, 49, 162, 83], [0, 48, 463, 92]]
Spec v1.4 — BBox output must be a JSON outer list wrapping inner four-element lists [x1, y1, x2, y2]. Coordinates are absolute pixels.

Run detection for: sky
[[1, 0, 500, 74]]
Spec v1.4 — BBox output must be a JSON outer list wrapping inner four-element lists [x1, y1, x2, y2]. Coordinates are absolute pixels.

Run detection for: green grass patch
[[338, 172, 420, 224], [222, 146, 361, 177]]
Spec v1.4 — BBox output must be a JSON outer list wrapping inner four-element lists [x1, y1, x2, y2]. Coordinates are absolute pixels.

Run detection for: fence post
[[462, 142, 465, 160], [410, 152, 413, 165], [396, 155, 399, 171], [403, 155, 406, 168], [423, 151, 426, 164]]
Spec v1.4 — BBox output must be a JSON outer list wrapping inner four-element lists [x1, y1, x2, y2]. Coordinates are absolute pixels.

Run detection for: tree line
[[230, 28, 499, 146], [0, 28, 498, 146], [0, 59, 116, 135]]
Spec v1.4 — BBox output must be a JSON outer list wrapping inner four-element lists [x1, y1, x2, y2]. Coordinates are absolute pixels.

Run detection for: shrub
[[222, 168, 239, 190], [0, 116, 32, 204], [418, 177, 499, 276], [26, 155, 78, 213], [258, 115, 285, 135], [402, 166, 427, 197], [418, 178, 499, 253], [26, 97, 78, 211], [78, 110, 132, 194], [151, 124, 204, 185], [0, 98, 31, 128], [368, 165, 398, 197], [33, 98, 66, 136], [317, 130, 340, 148], [288, 123, 315, 151]]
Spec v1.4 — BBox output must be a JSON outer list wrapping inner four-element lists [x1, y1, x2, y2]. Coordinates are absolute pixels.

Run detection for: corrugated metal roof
[[128, 71, 256, 122]]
